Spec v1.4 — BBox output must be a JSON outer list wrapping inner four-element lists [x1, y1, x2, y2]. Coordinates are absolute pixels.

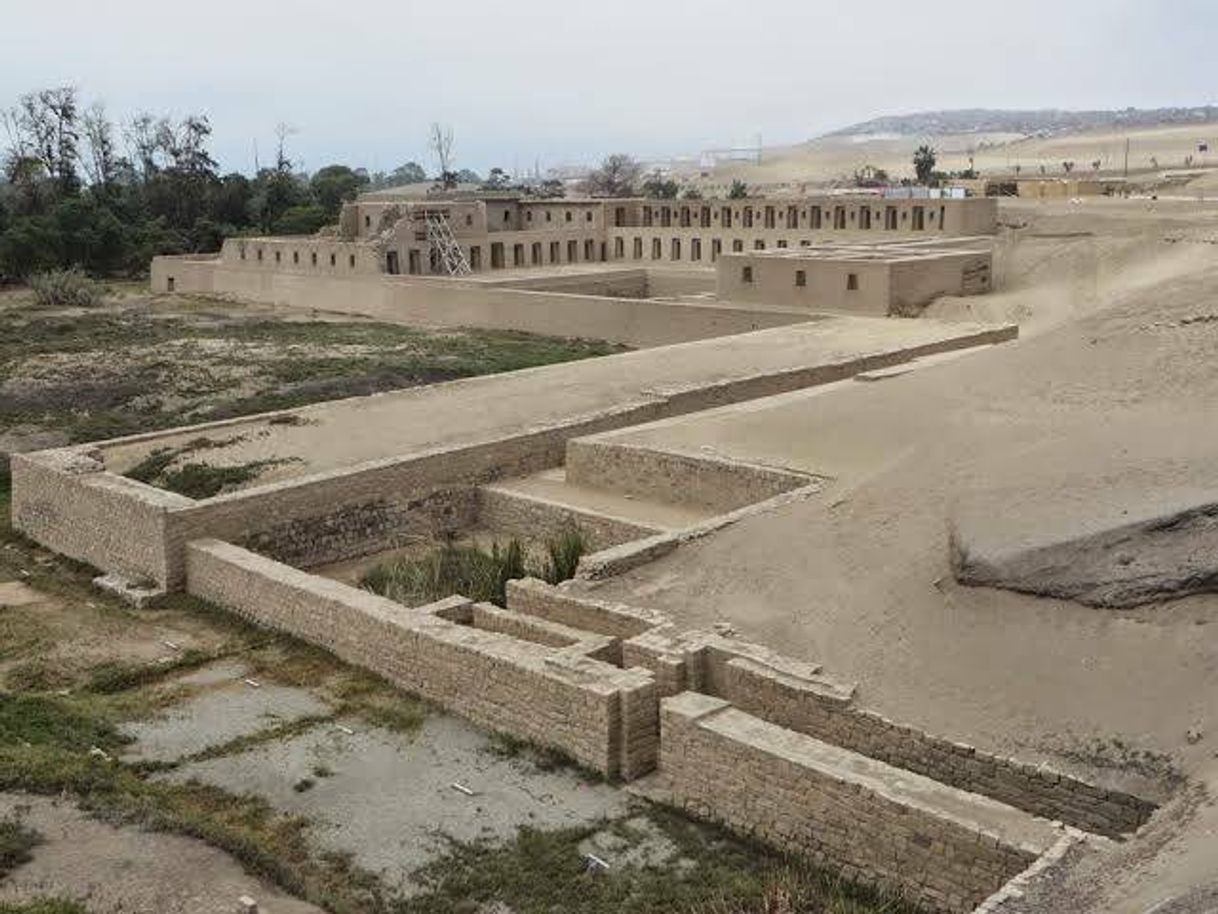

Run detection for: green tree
[[727, 179, 748, 199], [913, 145, 937, 184], [390, 161, 426, 185], [641, 171, 679, 199], [309, 164, 368, 218]]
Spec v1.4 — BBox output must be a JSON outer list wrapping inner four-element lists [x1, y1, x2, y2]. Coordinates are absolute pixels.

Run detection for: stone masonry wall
[[185, 539, 658, 779], [564, 437, 817, 514], [507, 581, 1155, 839], [660, 693, 1045, 914], [477, 486, 658, 553], [10, 450, 192, 586], [714, 656, 1154, 838], [160, 400, 673, 587]]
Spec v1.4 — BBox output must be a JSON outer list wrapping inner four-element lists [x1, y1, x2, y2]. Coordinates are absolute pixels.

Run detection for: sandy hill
[[683, 108, 1218, 192]]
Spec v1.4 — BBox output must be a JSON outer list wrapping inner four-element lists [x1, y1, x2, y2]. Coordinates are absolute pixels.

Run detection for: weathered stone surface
[[952, 489, 1218, 608]]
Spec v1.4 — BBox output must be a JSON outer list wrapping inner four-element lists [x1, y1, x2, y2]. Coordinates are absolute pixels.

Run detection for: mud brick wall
[[10, 451, 191, 586], [477, 486, 659, 552], [565, 437, 815, 514], [238, 488, 477, 570], [185, 539, 658, 779], [660, 693, 1041, 914], [160, 402, 674, 588], [715, 656, 1154, 838], [506, 578, 667, 639]]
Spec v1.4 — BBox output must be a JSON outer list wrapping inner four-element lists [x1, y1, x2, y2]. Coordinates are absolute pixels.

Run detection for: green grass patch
[[122, 435, 296, 498], [0, 816, 42, 877], [0, 693, 127, 754], [399, 806, 918, 914], [83, 648, 226, 695], [0, 901, 90, 914], [361, 529, 586, 608]]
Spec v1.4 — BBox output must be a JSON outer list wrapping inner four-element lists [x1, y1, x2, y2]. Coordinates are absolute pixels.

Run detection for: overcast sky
[[2, 0, 1214, 176]]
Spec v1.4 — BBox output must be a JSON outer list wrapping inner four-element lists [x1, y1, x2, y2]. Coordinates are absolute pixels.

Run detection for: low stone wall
[[659, 693, 1050, 914], [477, 486, 658, 552], [160, 399, 672, 587], [565, 437, 818, 513], [185, 539, 658, 779], [507, 581, 1156, 839], [9, 450, 191, 586], [713, 655, 1154, 839]]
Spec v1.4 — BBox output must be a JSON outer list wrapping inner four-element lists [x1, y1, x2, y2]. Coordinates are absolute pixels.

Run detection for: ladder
[[423, 210, 472, 276]]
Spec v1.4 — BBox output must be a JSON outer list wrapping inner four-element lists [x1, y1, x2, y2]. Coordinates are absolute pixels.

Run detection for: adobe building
[[151, 188, 997, 342], [193, 189, 997, 285], [716, 238, 993, 317]]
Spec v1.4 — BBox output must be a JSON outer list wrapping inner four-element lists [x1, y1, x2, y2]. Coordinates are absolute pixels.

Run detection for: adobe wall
[[659, 693, 1044, 914], [712, 653, 1155, 838], [9, 450, 191, 586], [715, 253, 892, 315], [146, 258, 807, 349], [184, 539, 659, 779], [505, 582, 1155, 839], [889, 252, 992, 315], [477, 486, 659, 552], [162, 405, 672, 586], [565, 436, 817, 513], [472, 268, 649, 298]]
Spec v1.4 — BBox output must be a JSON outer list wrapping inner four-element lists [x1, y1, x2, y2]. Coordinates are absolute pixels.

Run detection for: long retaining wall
[[150, 256, 807, 349], [184, 539, 658, 779], [659, 693, 1054, 914]]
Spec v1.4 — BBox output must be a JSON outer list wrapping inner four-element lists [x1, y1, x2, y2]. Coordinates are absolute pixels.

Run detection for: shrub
[[0, 816, 42, 877], [544, 527, 586, 584], [362, 529, 584, 608], [362, 539, 526, 608], [28, 267, 103, 307]]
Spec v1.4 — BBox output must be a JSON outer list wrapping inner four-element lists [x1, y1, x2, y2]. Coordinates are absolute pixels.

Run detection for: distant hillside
[[827, 107, 1218, 138]]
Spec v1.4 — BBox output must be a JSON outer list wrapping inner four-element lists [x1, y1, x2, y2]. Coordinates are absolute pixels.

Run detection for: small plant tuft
[[0, 816, 43, 877], [28, 268, 104, 308], [361, 529, 585, 609], [543, 527, 586, 584]]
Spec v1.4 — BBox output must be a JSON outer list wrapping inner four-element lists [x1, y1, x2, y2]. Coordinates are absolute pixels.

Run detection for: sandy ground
[[98, 314, 1007, 492], [563, 197, 1218, 911], [691, 123, 1218, 189]]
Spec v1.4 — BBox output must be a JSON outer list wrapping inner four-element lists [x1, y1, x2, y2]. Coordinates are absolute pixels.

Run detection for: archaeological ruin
[[15, 185, 1206, 914]]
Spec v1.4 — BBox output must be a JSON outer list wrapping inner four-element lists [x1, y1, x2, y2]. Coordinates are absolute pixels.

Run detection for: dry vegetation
[[0, 285, 626, 451]]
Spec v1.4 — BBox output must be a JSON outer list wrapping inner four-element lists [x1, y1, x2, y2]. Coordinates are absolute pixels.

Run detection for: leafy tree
[[641, 172, 679, 199], [273, 204, 330, 236], [682, 187, 703, 199], [310, 164, 368, 217], [853, 164, 889, 188], [727, 179, 748, 199], [913, 145, 937, 184], [390, 161, 426, 185], [583, 154, 641, 197], [455, 168, 481, 184], [482, 166, 512, 190]]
